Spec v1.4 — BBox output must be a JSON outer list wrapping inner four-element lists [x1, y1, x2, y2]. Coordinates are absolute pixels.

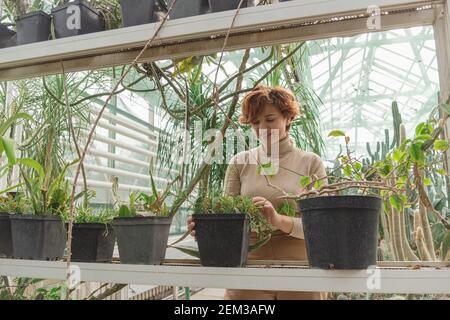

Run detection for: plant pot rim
[[298, 194, 382, 200], [69, 222, 112, 228], [16, 10, 51, 21], [52, 0, 100, 15], [0, 212, 10, 217], [9, 214, 62, 221], [297, 194, 382, 211], [193, 213, 248, 219], [113, 215, 172, 225]]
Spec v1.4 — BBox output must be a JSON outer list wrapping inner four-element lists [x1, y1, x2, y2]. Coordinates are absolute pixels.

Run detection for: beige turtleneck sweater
[[223, 135, 327, 239]]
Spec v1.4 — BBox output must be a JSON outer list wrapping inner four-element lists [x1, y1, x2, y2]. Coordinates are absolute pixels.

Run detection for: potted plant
[[15, 10, 51, 45], [291, 111, 450, 269], [208, 0, 254, 13], [0, 112, 34, 258], [192, 195, 272, 267], [119, 0, 161, 27], [113, 171, 173, 265], [289, 129, 385, 269], [0, 193, 29, 259], [52, 0, 105, 39], [63, 204, 116, 263], [0, 23, 16, 48], [168, 0, 210, 20], [9, 160, 76, 261], [0, 195, 16, 258]]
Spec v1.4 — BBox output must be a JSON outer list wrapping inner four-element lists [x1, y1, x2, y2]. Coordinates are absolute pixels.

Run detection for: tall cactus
[[418, 197, 437, 260], [365, 101, 403, 165], [391, 101, 402, 148], [394, 124, 419, 261]]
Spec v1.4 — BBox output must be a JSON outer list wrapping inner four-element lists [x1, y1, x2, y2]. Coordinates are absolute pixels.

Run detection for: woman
[[188, 85, 327, 300]]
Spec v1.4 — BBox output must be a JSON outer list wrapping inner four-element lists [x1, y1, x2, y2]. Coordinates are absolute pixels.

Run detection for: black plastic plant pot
[[52, 0, 105, 39], [297, 195, 381, 270], [0, 213, 12, 258], [193, 213, 250, 267], [0, 24, 16, 49], [113, 216, 172, 265], [70, 223, 116, 263], [208, 0, 252, 12], [119, 0, 158, 27], [15, 11, 51, 45], [10, 215, 67, 261], [168, 0, 210, 19]]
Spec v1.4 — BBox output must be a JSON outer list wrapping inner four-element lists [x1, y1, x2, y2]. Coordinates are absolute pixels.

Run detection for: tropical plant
[[19, 158, 81, 216]]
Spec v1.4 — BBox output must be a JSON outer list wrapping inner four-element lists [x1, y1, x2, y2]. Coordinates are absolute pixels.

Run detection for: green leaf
[[415, 134, 432, 141], [299, 176, 311, 188], [0, 112, 33, 136], [313, 179, 324, 189], [379, 163, 393, 177], [415, 122, 433, 136], [343, 164, 352, 177], [16, 158, 45, 183], [118, 204, 132, 218], [434, 198, 447, 212], [328, 130, 346, 137], [170, 245, 200, 258], [434, 139, 449, 151], [389, 195, 403, 212], [149, 169, 158, 198], [257, 162, 278, 176], [249, 234, 272, 252], [423, 178, 432, 186], [441, 231, 450, 261], [354, 162, 362, 172], [0, 136, 16, 165], [393, 149, 404, 162], [410, 143, 425, 164], [396, 175, 407, 188], [436, 169, 447, 176]]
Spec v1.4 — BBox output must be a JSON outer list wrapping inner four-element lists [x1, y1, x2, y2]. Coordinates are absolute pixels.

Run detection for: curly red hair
[[239, 85, 300, 130]]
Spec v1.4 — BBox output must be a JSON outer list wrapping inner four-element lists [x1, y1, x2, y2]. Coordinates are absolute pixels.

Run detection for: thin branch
[[66, 0, 180, 300]]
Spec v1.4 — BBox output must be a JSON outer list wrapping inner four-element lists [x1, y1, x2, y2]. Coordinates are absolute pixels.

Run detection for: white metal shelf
[[0, 0, 437, 81], [1, 259, 449, 294]]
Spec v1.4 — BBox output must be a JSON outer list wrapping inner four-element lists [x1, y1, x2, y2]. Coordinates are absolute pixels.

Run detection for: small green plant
[[61, 206, 115, 224], [194, 194, 273, 242], [0, 192, 28, 214], [277, 200, 297, 217], [19, 158, 87, 216], [117, 166, 171, 217]]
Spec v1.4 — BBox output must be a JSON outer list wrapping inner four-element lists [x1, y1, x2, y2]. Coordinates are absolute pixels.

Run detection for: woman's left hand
[[252, 196, 281, 228]]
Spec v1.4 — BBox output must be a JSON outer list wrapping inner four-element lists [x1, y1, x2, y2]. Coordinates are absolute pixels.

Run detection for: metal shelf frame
[[1, 259, 449, 294], [0, 0, 439, 81], [1, 0, 450, 295]]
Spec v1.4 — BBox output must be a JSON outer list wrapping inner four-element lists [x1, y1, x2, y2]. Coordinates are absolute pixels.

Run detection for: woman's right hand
[[187, 216, 196, 240]]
